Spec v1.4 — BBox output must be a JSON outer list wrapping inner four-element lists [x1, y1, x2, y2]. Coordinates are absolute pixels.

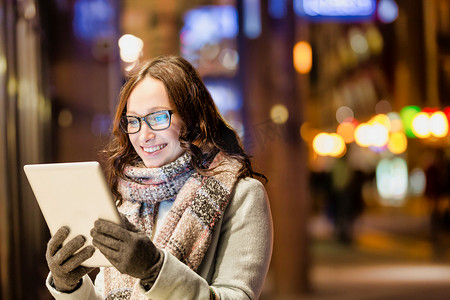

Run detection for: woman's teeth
[[143, 144, 166, 153]]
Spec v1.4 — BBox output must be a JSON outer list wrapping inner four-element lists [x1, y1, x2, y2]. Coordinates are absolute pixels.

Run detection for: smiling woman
[[44, 55, 273, 300], [124, 76, 185, 168]]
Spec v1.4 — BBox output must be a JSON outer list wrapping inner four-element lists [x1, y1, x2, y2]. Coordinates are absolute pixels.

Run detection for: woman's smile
[[142, 143, 167, 154]]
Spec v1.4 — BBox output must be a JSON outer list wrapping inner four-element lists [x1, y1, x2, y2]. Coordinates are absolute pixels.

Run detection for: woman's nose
[[139, 122, 156, 142]]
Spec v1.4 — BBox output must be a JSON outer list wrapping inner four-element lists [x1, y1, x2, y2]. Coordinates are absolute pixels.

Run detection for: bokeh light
[[411, 112, 431, 138], [293, 41, 313, 74], [371, 122, 390, 147], [429, 111, 449, 138], [336, 106, 354, 124], [400, 105, 420, 138], [354, 123, 372, 147], [376, 157, 408, 206], [349, 27, 369, 56], [73, 0, 115, 40], [329, 133, 346, 157], [244, 0, 262, 39], [219, 48, 239, 70], [312, 132, 346, 157], [270, 104, 289, 124], [337, 121, 356, 143], [387, 131, 407, 154], [118, 34, 143, 63], [313, 133, 332, 156], [295, 0, 376, 18], [370, 114, 391, 132], [377, 0, 399, 23]]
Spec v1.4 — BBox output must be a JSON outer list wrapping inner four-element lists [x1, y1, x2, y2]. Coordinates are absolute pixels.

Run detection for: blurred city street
[[299, 201, 450, 300], [2, 0, 450, 299]]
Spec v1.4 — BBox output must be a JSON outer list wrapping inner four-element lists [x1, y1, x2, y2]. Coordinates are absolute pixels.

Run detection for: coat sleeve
[[46, 273, 103, 300], [142, 178, 273, 299]]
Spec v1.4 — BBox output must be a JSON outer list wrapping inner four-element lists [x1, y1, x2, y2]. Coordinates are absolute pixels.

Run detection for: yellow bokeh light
[[388, 132, 407, 154], [270, 104, 289, 124], [329, 133, 346, 157], [313, 133, 332, 156], [313, 133, 346, 157], [370, 114, 391, 131], [411, 112, 431, 138], [354, 123, 372, 147], [430, 111, 449, 137], [293, 41, 312, 74], [337, 122, 356, 143]]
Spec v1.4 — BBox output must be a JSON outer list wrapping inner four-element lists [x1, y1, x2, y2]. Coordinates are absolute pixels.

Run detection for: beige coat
[[47, 178, 273, 299]]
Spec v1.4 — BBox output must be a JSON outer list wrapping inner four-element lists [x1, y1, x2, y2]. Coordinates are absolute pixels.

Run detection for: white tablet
[[24, 161, 121, 267]]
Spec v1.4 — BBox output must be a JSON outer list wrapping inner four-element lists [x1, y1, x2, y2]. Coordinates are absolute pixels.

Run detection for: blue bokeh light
[[73, 0, 116, 40], [243, 0, 261, 39], [181, 5, 238, 51], [377, 0, 399, 23], [294, 0, 376, 20]]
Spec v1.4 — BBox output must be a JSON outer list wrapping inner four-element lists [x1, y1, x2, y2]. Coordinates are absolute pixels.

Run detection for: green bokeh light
[[400, 105, 420, 138]]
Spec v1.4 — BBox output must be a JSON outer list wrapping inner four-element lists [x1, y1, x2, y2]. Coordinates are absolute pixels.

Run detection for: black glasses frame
[[120, 110, 173, 134]]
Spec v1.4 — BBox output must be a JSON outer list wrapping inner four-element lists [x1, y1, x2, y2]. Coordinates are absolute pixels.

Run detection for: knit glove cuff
[[140, 250, 164, 291], [50, 275, 83, 293]]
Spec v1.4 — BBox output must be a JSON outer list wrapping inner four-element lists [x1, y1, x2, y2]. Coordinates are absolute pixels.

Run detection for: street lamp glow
[[329, 133, 346, 157], [371, 122, 390, 147], [354, 123, 372, 147], [293, 41, 312, 74], [429, 111, 449, 137], [118, 34, 144, 63], [312, 132, 346, 157], [313, 133, 333, 156], [411, 112, 431, 138]]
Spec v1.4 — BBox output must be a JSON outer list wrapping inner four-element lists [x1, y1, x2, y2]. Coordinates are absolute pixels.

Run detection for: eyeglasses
[[119, 110, 173, 134]]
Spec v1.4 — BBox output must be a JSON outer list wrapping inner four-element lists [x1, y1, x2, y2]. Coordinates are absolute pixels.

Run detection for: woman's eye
[[154, 114, 168, 123], [128, 119, 139, 127]]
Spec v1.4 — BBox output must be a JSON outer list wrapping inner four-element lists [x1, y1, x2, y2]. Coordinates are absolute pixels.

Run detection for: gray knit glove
[[46, 226, 95, 292], [90, 219, 164, 288]]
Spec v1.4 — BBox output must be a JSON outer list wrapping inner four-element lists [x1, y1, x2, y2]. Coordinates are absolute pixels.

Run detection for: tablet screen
[[24, 161, 121, 267]]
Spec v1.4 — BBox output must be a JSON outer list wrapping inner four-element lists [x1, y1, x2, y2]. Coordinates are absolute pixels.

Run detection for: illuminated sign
[[294, 0, 376, 20]]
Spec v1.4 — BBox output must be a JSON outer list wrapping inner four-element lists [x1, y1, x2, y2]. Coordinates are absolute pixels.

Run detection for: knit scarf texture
[[103, 152, 241, 300]]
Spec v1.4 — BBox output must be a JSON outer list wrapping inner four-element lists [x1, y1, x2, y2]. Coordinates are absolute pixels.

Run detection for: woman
[[45, 55, 273, 299]]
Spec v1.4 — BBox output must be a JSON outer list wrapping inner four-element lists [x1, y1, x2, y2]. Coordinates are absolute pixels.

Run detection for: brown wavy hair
[[104, 55, 265, 200]]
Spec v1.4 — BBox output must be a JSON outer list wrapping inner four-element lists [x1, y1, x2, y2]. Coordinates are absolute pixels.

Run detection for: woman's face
[[126, 76, 185, 168]]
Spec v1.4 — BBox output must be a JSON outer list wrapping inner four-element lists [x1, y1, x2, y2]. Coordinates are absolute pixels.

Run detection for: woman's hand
[[90, 219, 163, 283], [46, 226, 95, 292]]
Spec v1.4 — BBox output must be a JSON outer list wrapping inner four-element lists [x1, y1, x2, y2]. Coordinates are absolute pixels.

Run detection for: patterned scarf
[[103, 152, 241, 300]]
